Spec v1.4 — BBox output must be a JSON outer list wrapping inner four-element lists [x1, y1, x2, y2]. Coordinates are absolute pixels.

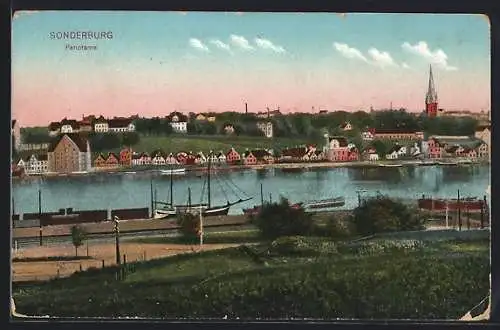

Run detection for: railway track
[[12, 223, 252, 249]]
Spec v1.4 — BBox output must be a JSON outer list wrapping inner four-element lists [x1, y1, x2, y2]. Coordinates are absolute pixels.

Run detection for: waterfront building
[[105, 153, 120, 167], [217, 151, 227, 164], [21, 154, 48, 174], [93, 154, 107, 167], [242, 150, 257, 165], [385, 145, 407, 160], [251, 149, 274, 164], [225, 148, 241, 164], [47, 133, 92, 173], [165, 152, 180, 165], [151, 150, 166, 165], [119, 148, 133, 166], [325, 135, 355, 162], [427, 135, 487, 160], [475, 123, 490, 160]]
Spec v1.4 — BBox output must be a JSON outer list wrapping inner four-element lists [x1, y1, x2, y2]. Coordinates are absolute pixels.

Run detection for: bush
[[252, 198, 314, 239], [352, 196, 425, 236], [323, 215, 355, 239], [176, 212, 200, 244]]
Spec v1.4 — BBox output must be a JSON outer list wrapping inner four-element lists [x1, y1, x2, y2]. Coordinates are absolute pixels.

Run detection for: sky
[[12, 11, 490, 127]]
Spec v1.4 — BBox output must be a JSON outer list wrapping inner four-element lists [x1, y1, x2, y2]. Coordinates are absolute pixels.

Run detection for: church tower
[[425, 64, 438, 118]]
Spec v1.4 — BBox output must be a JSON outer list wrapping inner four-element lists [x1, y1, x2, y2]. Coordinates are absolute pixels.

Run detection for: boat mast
[[260, 183, 264, 206], [170, 164, 173, 206], [207, 157, 211, 208], [188, 187, 192, 211]]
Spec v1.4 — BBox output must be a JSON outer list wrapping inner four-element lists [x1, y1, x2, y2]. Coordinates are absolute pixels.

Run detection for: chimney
[[267, 107, 270, 118], [245, 102, 248, 114]]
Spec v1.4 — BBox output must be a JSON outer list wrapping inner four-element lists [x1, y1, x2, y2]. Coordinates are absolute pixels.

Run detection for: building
[[60, 118, 80, 134], [372, 128, 424, 141], [427, 136, 486, 159], [439, 109, 490, 121], [385, 145, 407, 160], [168, 112, 188, 133], [108, 118, 135, 133], [425, 64, 438, 118], [242, 150, 257, 165], [325, 135, 358, 162], [165, 153, 180, 165], [94, 116, 109, 133], [11, 120, 21, 151], [48, 122, 61, 137], [279, 146, 316, 162], [195, 113, 217, 122], [223, 123, 235, 135], [47, 133, 92, 173], [93, 154, 107, 168], [340, 122, 353, 131], [226, 148, 241, 164], [257, 121, 273, 138], [151, 150, 166, 165], [475, 123, 491, 160], [256, 108, 282, 118], [105, 153, 120, 167], [361, 129, 375, 141], [131, 152, 151, 166], [119, 148, 133, 166], [22, 154, 48, 174]]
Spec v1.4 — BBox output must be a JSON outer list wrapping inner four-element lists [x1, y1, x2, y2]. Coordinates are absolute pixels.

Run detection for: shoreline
[[12, 158, 490, 180]]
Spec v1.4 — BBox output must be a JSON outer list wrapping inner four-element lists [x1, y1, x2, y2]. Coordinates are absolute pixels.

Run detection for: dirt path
[[12, 241, 240, 282]]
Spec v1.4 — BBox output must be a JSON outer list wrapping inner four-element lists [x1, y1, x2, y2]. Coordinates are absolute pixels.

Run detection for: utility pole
[[150, 179, 154, 218], [260, 183, 264, 206], [457, 189, 462, 231], [114, 216, 121, 265], [38, 189, 42, 246], [199, 206, 204, 247]]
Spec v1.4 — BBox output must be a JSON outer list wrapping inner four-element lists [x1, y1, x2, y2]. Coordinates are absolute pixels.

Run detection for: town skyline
[[12, 12, 490, 127]]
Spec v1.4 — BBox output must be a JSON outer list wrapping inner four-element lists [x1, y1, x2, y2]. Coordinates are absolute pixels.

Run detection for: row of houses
[[93, 145, 326, 168], [48, 116, 137, 136]]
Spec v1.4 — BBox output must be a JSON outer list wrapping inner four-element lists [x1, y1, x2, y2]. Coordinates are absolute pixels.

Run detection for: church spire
[[426, 64, 438, 104]]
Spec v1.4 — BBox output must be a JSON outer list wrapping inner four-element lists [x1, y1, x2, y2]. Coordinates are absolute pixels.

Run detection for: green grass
[[127, 135, 317, 154], [12, 235, 489, 319]]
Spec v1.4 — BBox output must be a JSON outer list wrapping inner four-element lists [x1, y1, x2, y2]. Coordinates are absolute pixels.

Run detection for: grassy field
[[123, 135, 317, 154], [12, 234, 489, 319]]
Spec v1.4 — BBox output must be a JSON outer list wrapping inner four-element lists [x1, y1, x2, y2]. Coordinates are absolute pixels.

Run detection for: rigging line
[[225, 175, 250, 198], [222, 175, 241, 198], [200, 178, 207, 204], [214, 175, 230, 202]]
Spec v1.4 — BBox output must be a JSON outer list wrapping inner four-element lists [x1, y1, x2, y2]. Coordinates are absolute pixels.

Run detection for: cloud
[[402, 41, 458, 71], [189, 38, 209, 52], [254, 37, 286, 53], [209, 39, 232, 52], [401, 62, 411, 69], [333, 42, 368, 62], [367, 48, 397, 67], [230, 34, 254, 50]]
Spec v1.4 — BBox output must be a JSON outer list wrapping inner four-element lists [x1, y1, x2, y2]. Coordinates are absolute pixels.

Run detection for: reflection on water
[[12, 165, 490, 215]]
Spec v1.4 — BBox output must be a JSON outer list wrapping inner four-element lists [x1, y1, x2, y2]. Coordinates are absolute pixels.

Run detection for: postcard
[[11, 11, 491, 321]]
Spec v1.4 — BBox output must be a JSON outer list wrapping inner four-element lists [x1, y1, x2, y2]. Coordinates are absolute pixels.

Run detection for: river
[[12, 165, 491, 216]]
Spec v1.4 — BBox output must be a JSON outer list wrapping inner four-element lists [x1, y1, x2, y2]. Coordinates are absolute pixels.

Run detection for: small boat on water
[[378, 164, 403, 168], [457, 159, 473, 165], [419, 160, 437, 166], [304, 196, 345, 209], [437, 161, 459, 166], [160, 168, 186, 175]]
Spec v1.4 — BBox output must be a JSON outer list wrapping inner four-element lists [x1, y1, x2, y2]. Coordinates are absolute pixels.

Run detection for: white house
[[151, 151, 166, 165], [169, 112, 188, 133], [94, 117, 109, 133], [165, 153, 179, 165], [340, 122, 353, 131], [361, 130, 375, 141], [368, 153, 379, 161], [386, 150, 399, 160], [60, 124, 74, 134], [257, 121, 273, 138], [108, 118, 136, 133], [207, 151, 219, 164], [195, 152, 207, 165], [217, 151, 227, 164]]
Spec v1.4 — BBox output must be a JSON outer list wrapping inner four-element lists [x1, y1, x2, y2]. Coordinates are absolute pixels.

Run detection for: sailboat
[[178, 158, 253, 217], [243, 183, 303, 215], [153, 165, 177, 219]]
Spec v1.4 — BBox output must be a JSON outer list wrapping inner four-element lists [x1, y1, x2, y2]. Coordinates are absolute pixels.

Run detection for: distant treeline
[[21, 110, 480, 144]]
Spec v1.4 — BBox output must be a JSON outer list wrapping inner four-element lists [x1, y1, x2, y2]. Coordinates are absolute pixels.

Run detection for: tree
[[252, 198, 314, 239], [177, 212, 200, 243], [352, 196, 424, 236], [121, 132, 140, 146], [71, 225, 87, 257]]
